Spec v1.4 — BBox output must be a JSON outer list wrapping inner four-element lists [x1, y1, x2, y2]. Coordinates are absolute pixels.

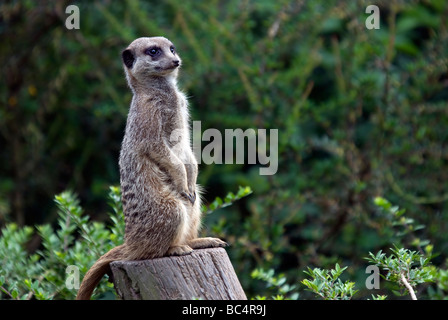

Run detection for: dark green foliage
[[1, 0, 448, 299], [0, 188, 123, 299]]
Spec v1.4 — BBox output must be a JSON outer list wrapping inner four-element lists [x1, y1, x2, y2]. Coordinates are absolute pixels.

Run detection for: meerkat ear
[[122, 49, 135, 69]]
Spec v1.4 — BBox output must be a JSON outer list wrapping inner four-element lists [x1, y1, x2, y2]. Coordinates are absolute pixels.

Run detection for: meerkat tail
[[76, 245, 125, 300]]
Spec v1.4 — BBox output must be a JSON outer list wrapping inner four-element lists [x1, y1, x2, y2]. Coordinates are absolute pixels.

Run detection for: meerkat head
[[122, 37, 181, 89]]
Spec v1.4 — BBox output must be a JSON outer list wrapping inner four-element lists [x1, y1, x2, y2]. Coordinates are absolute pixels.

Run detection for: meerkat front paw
[[166, 244, 193, 256], [187, 237, 228, 249]]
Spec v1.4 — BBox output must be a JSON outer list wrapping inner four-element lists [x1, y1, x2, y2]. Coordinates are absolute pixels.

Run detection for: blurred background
[[1, 0, 447, 298]]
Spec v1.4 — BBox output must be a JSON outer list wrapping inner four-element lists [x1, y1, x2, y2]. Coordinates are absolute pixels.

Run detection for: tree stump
[[110, 248, 247, 300]]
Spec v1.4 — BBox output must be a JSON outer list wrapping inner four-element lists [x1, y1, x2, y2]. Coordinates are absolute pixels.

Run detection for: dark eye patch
[[144, 46, 161, 57]]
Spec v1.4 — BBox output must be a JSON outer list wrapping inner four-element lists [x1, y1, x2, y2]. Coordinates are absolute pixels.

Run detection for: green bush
[[0, 187, 123, 299], [301, 263, 358, 300]]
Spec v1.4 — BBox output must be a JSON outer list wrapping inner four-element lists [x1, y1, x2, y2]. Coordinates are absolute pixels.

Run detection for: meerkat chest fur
[[159, 88, 191, 150]]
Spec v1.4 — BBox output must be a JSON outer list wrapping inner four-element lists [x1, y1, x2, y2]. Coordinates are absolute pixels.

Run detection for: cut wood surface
[[110, 247, 247, 300]]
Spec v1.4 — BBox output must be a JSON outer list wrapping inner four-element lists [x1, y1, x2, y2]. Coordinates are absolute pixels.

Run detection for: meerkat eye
[[170, 46, 176, 54], [144, 47, 161, 57]]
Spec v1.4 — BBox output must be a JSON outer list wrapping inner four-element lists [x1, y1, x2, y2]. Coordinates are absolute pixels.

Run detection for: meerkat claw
[[182, 192, 196, 204], [190, 192, 196, 204]]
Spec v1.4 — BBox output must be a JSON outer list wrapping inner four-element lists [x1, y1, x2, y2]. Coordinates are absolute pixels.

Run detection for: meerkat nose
[[173, 60, 180, 67]]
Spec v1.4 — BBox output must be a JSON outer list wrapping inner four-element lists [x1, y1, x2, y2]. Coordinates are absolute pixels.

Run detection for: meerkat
[[76, 37, 227, 300]]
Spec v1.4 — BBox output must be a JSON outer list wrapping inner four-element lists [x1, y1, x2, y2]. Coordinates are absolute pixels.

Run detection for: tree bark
[[110, 248, 247, 300]]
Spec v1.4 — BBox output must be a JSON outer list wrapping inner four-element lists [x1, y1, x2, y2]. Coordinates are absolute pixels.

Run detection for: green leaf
[[374, 197, 391, 209]]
